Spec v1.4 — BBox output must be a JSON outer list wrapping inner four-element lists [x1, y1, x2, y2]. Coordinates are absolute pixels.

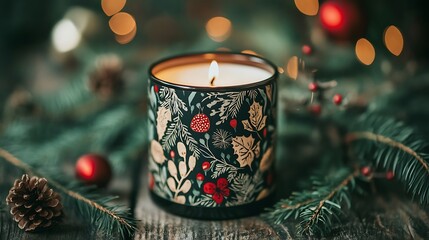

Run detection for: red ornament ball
[[302, 45, 313, 55], [190, 113, 210, 133], [333, 94, 343, 105], [386, 171, 395, 180], [202, 161, 211, 171], [360, 166, 371, 177], [154, 85, 159, 93], [308, 82, 319, 92], [229, 119, 237, 129], [196, 173, 205, 181], [75, 154, 112, 187]]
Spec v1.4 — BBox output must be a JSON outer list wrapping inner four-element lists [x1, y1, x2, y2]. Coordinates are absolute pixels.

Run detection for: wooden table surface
[[2, 144, 429, 240]]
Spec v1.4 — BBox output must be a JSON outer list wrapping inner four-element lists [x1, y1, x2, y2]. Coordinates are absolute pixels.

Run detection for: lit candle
[[148, 52, 278, 220]]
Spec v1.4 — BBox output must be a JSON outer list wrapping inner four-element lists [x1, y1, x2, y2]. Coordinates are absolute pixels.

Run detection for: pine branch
[[0, 148, 137, 239], [264, 167, 359, 236], [346, 114, 429, 204]]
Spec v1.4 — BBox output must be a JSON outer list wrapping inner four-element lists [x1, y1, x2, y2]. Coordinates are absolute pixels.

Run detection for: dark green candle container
[[148, 52, 278, 219]]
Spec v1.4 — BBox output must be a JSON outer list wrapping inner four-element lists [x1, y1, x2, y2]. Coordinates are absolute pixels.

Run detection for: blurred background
[[0, 0, 428, 185]]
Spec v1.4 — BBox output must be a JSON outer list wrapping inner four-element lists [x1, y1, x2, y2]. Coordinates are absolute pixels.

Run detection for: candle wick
[[210, 76, 216, 86]]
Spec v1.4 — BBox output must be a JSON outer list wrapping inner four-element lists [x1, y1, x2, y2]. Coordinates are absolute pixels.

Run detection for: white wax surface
[[155, 63, 272, 87]]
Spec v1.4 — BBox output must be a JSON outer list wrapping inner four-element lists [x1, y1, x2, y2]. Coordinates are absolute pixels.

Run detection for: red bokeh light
[[320, 3, 344, 31]]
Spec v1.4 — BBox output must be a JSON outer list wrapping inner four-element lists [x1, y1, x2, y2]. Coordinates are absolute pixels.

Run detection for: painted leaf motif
[[242, 120, 253, 132], [180, 180, 191, 193], [156, 106, 172, 140], [179, 161, 187, 177], [266, 85, 272, 102], [188, 156, 196, 170], [167, 177, 176, 192], [177, 142, 186, 158], [259, 147, 274, 172], [232, 135, 260, 167], [174, 195, 186, 204], [168, 160, 177, 177], [248, 101, 267, 131], [151, 140, 166, 164]]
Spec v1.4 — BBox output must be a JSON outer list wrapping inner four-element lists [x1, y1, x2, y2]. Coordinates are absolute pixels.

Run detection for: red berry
[[302, 45, 312, 55], [202, 161, 211, 171], [75, 154, 112, 187], [333, 94, 343, 105], [386, 171, 394, 180], [360, 166, 371, 177], [154, 85, 159, 93], [196, 173, 205, 181], [190, 113, 210, 133], [309, 104, 322, 116], [230, 119, 237, 129], [170, 150, 175, 159], [308, 82, 319, 92], [263, 128, 267, 137], [149, 173, 155, 190]]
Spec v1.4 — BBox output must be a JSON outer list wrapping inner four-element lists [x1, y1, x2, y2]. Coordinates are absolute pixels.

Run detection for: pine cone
[[88, 54, 124, 99], [5, 174, 63, 232]]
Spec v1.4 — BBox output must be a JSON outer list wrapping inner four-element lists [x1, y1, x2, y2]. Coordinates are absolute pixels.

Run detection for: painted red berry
[[154, 85, 159, 93], [202, 161, 211, 171], [196, 173, 205, 181], [302, 45, 312, 55], [333, 94, 343, 105], [230, 119, 237, 129], [308, 82, 318, 92], [263, 128, 267, 137], [309, 104, 322, 116], [361, 166, 371, 177], [170, 150, 175, 159], [386, 171, 394, 180], [190, 113, 210, 133]]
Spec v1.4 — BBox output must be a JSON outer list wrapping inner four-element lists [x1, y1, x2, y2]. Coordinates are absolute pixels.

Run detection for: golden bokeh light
[[216, 47, 231, 52], [102, 0, 126, 16], [277, 67, 285, 74], [109, 12, 136, 36], [384, 25, 404, 56], [355, 38, 375, 65], [294, 0, 319, 16], [115, 25, 136, 44], [241, 50, 258, 56], [286, 56, 299, 80], [206, 16, 232, 42]]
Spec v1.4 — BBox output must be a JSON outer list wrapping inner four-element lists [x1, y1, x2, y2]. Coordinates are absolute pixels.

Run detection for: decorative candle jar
[[148, 52, 278, 219]]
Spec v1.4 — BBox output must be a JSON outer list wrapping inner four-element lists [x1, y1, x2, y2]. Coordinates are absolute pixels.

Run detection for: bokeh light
[[355, 38, 375, 65], [51, 19, 82, 53], [286, 56, 299, 80], [109, 12, 136, 36], [384, 25, 404, 56], [320, 2, 344, 30], [102, 0, 126, 16], [115, 25, 137, 44], [206, 16, 232, 42], [294, 0, 319, 16]]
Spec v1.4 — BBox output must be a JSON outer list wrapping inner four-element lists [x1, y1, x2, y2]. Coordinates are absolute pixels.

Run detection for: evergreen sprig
[[0, 148, 137, 239], [264, 167, 358, 236], [346, 113, 429, 204]]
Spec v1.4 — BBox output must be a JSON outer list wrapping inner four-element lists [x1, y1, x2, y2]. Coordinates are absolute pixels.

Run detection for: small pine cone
[[6, 174, 63, 232], [88, 54, 124, 99]]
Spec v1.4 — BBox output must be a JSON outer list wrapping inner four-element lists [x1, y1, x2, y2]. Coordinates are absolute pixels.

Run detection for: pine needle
[[0, 148, 138, 239], [264, 167, 359, 236], [346, 113, 429, 204]]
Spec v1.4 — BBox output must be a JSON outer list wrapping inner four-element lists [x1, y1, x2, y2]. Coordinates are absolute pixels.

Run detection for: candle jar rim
[[149, 51, 279, 92]]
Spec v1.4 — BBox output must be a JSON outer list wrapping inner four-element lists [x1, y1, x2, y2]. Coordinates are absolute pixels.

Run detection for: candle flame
[[209, 60, 219, 86]]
